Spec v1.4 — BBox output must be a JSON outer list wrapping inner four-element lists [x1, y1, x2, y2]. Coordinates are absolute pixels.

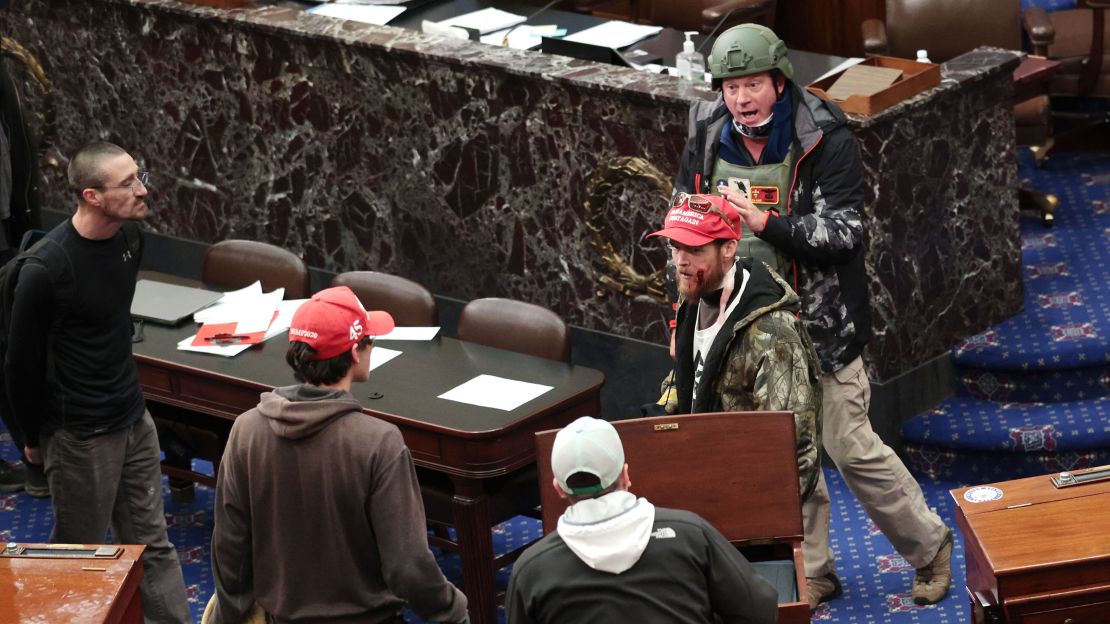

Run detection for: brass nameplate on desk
[[1, 543, 122, 559], [1051, 465, 1110, 488]]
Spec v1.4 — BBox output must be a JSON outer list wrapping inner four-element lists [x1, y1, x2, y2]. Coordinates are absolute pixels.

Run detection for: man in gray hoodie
[[506, 416, 778, 624], [210, 286, 469, 624]]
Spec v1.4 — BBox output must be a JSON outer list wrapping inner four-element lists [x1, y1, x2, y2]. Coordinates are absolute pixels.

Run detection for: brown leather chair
[[159, 239, 308, 498], [1027, 1, 1110, 151], [861, 0, 1059, 224], [202, 239, 310, 298], [422, 297, 571, 575], [535, 412, 811, 623], [457, 297, 571, 362], [331, 271, 438, 327], [573, 0, 774, 34]]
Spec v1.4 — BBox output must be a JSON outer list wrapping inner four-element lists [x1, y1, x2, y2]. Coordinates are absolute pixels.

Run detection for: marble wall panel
[[0, 0, 1022, 382]]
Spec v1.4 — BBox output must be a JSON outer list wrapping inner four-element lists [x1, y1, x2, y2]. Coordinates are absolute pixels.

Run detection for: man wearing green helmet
[[670, 24, 952, 610]]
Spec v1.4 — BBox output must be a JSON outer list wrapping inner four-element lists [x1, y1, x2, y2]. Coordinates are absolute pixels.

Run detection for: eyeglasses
[[93, 171, 149, 195], [357, 336, 374, 350]]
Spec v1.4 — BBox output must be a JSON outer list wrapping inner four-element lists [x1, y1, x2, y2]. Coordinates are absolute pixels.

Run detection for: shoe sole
[[0, 484, 24, 493], [24, 486, 50, 498]]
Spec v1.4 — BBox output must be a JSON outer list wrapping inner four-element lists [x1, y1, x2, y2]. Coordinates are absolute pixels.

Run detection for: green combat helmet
[[707, 24, 794, 87]]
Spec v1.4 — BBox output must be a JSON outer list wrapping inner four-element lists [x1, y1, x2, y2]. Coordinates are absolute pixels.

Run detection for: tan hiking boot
[[913, 528, 953, 605], [806, 573, 842, 610]]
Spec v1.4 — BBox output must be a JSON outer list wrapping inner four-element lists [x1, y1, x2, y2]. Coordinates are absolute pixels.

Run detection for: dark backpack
[[0, 229, 64, 446]]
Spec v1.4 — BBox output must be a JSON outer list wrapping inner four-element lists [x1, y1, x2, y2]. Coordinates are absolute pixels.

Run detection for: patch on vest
[[651, 527, 676, 539], [749, 186, 779, 204]]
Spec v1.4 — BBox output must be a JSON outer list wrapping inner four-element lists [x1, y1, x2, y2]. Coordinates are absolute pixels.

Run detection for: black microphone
[[697, 3, 766, 54], [501, 0, 568, 46]]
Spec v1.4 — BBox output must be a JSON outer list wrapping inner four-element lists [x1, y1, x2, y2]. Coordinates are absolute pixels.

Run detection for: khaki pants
[[802, 357, 948, 577]]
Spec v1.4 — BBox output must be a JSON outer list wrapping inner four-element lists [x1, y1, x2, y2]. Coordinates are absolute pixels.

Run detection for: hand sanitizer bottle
[[916, 49, 932, 64], [676, 31, 705, 84]]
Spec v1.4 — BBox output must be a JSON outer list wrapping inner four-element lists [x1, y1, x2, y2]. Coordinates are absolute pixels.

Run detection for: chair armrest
[[701, 0, 773, 34], [861, 18, 887, 56], [1023, 7, 1055, 54], [1086, 0, 1110, 8]]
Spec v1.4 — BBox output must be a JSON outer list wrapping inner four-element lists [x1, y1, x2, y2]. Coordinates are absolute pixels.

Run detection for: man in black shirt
[[5, 142, 191, 623]]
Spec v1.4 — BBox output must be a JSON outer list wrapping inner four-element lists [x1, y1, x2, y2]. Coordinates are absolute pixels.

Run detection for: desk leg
[[450, 476, 497, 624]]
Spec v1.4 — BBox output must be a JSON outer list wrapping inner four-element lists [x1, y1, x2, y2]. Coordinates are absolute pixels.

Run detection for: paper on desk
[[370, 346, 402, 371], [194, 283, 284, 331], [307, 3, 406, 25], [264, 299, 308, 339], [825, 64, 902, 101], [438, 8, 526, 35], [177, 334, 254, 357], [438, 374, 553, 411], [812, 57, 865, 84], [375, 326, 440, 341], [563, 21, 662, 49]]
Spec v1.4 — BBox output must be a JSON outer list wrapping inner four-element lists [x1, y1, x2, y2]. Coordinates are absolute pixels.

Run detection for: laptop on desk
[[131, 279, 222, 326]]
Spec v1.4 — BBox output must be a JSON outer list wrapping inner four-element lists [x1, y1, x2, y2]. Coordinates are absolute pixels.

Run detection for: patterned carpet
[[903, 148, 1110, 482]]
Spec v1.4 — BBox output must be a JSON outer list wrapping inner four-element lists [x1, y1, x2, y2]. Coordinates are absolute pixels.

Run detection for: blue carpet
[[904, 148, 1110, 481]]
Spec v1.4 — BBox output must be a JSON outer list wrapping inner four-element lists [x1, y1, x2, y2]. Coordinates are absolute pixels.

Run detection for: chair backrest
[[330, 271, 438, 327], [644, 0, 776, 34], [883, 0, 1021, 62], [202, 239, 310, 299], [1041, 3, 1109, 97], [457, 297, 570, 362], [535, 411, 803, 545]]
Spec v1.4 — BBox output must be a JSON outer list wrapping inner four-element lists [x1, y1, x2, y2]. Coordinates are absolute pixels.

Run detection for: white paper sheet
[[563, 21, 662, 49], [438, 8, 526, 35], [370, 346, 402, 371], [374, 326, 440, 341], [193, 281, 284, 333], [263, 299, 308, 339], [480, 25, 551, 49], [438, 374, 553, 411], [307, 3, 406, 25], [812, 57, 865, 84]]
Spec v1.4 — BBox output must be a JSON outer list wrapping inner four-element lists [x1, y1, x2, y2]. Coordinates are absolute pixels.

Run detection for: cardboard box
[[806, 55, 940, 116]]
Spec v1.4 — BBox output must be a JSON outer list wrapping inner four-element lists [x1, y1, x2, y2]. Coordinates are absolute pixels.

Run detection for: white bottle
[[916, 49, 932, 64], [676, 31, 706, 84]]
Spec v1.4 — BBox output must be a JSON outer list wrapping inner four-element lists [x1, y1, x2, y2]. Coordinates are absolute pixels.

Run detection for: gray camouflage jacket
[[668, 258, 822, 500], [674, 82, 871, 374]]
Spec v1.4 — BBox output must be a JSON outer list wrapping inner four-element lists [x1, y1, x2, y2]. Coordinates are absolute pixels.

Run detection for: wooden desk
[[0, 544, 145, 623], [951, 471, 1110, 623], [133, 323, 604, 624]]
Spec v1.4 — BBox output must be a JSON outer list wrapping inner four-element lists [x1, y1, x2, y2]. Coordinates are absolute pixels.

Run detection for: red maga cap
[[645, 193, 742, 246], [288, 286, 395, 360]]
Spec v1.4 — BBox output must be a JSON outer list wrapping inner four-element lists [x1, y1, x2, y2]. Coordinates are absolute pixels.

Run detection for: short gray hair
[[68, 141, 128, 191]]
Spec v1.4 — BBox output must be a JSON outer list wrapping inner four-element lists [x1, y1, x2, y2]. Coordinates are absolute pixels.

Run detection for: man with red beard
[[646, 192, 822, 527]]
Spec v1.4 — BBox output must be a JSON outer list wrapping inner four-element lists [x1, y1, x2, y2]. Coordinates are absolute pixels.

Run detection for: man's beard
[[677, 261, 726, 301]]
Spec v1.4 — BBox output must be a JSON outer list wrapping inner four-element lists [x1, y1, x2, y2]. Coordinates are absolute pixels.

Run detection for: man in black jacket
[[506, 416, 777, 624], [671, 24, 952, 608]]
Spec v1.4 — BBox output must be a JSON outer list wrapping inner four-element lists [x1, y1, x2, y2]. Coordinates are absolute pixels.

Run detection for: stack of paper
[[306, 3, 407, 26], [181, 282, 306, 357], [563, 20, 662, 49], [437, 7, 526, 35]]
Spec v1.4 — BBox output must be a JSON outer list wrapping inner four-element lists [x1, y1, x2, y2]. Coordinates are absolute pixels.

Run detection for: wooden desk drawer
[[1018, 600, 1110, 624]]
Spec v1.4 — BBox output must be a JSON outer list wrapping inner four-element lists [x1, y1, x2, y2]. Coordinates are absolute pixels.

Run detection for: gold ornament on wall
[[583, 156, 671, 304]]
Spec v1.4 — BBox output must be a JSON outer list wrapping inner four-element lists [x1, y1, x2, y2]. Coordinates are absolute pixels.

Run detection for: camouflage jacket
[[673, 82, 871, 375], [667, 258, 822, 500]]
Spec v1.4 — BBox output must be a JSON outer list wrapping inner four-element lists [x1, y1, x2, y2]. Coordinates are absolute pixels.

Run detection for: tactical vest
[[710, 146, 793, 280]]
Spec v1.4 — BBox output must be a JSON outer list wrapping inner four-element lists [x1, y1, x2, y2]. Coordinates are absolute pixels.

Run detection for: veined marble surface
[[1, 0, 1021, 382]]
